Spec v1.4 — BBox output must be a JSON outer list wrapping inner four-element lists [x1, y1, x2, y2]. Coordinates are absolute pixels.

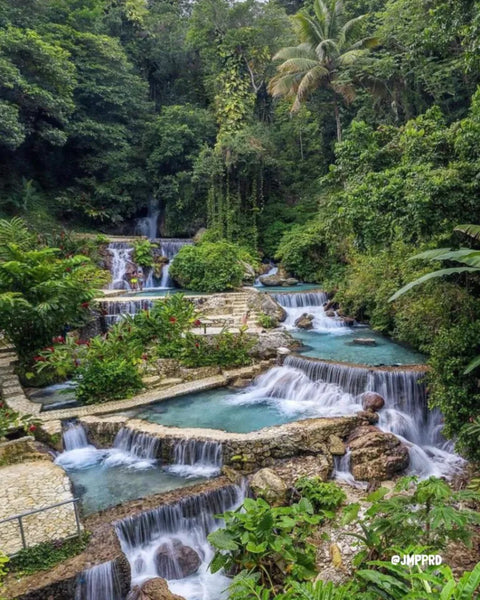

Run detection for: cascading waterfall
[[230, 355, 463, 479], [55, 423, 103, 470], [135, 198, 160, 240], [158, 239, 193, 288], [273, 291, 346, 332], [255, 264, 278, 285], [56, 424, 161, 471], [75, 560, 123, 600], [107, 242, 134, 290], [167, 440, 223, 478], [115, 484, 245, 599], [104, 428, 161, 469], [100, 298, 154, 326]]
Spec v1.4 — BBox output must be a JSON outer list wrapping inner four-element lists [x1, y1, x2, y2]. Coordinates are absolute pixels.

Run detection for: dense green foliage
[[213, 478, 480, 600], [9, 532, 90, 575], [170, 241, 255, 292], [295, 477, 346, 512], [0, 218, 105, 367], [0, 399, 38, 441], [36, 294, 253, 403]]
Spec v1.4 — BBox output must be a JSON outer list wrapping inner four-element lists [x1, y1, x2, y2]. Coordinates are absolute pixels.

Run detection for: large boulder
[[250, 468, 288, 505], [258, 275, 298, 287], [361, 392, 385, 412], [250, 330, 295, 359], [348, 426, 409, 481], [247, 291, 287, 323], [154, 539, 201, 580], [127, 578, 185, 600], [241, 260, 256, 285], [294, 313, 314, 330]]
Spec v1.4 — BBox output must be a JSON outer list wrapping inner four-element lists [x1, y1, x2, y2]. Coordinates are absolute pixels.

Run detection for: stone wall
[[80, 414, 359, 473], [0, 460, 80, 555]]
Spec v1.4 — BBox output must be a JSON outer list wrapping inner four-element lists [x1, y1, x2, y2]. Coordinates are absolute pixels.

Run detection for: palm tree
[[269, 0, 377, 142], [390, 224, 480, 373]]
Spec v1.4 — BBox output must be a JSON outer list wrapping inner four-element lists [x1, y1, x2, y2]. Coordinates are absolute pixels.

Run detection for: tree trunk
[[333, 97, 342, 143]]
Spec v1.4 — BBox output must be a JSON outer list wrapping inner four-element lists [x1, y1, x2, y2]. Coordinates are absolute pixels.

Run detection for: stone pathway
[[0, 460, 79, 555]]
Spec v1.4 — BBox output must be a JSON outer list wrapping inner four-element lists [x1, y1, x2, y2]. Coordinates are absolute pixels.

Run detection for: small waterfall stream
[[115, 484, 245, 599], [158, 239, 193, 288], [273, 291, 346, 332], [167, 440, 223, 479], [75, 560, 123, 600], [107, 242, 134, 290]]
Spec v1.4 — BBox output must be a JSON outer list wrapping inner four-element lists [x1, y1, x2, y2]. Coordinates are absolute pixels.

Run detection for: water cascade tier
[[107, 242, 134, 291], [158, 238, 193, 288], [167, 440, 223, 479], [75, 560, 123, 600], [115, 484, 245, 598], [273, 291, 346, 332], [100, 298, 154, 327]]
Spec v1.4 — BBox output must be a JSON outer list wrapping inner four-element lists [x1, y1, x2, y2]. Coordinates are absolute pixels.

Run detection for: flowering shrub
[[0, 400, 39, 440], [75, 358, 143, 405], [182, 327, 254, 368]]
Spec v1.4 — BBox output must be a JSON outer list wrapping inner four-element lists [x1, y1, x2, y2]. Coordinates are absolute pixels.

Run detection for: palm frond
[[338, 14, 366, 47], [389, 267, 480, 302], [331, 79, 356, 103], [455, 224, 480, 242], [464, 355, 480, 375], [273, 44, 315, 61], [296, 65, 330, 104], [276, 58, 321, 74], [338, 48, 368, 66]]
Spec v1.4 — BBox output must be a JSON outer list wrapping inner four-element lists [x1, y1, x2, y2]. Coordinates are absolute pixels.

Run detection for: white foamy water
[[166, 440, 223, 479], [115, 484, 245, 600], [274, 291, 348, 333]]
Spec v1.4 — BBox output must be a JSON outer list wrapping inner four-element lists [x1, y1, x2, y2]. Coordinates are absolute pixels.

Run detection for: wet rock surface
[[154, 539, 201, 579], [294, 313, 315, 329], [348, 426, 409, 481], [250, 467, 288, 505], [361, 392, 385, 411], [127, 577, 185, 600]]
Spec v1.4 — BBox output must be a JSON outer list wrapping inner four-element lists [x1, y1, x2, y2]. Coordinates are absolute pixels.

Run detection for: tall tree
[[269, 0, 376, 141]]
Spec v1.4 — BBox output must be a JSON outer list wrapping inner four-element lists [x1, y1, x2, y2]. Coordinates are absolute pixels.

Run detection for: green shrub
[[295, 478, 346, 513], [208, 497, 322, 591], [132, 239, 157, 268], [9, 533, 90, 575], [428, 321, 480, 461], [181, 329, 254, 368], [169, 241, 249, 292], [256, 313, 277, 328], [75, 358, 143, 404]]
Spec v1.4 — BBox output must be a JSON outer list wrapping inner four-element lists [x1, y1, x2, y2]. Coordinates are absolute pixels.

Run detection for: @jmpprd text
[[391, 554, 443, 566]]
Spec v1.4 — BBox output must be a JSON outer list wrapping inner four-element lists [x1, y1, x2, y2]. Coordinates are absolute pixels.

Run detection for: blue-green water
[[133, 387, 301, 433], [295, 328, 425, 366], [254, 284, 322, 293], [68, 462, 203, 514]]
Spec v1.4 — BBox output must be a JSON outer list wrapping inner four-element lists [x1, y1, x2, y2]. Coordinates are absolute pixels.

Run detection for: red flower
[[141, 353, 148, 360], [29, 425, 36, 432], [65, 267, 71, 272], [81, 302, 90, 309], [195, 342, 200, 348], [169, 316, 177, 323], [193, 319, 202, 327], [52, 336, 65, 344], [34, 356, 46, 362]]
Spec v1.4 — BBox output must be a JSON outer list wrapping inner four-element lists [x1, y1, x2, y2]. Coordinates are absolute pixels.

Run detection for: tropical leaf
[[389, 268, 480, 301], [454, 224, 480, 242], [464, 354, 480, 375]]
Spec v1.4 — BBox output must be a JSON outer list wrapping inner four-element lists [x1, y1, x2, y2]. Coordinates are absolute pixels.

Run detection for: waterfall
[[158, 239, 193, 289], [273, 291, 346, 332], [231, 356, 463, 479], [75, 560, 123, 600], [103, 428, 161, 469], [135, 199, 160, 240], [115, 484, 245, 598], [333, 450, 366, 488], [255, 264, 278, 285], [99, 298, 154, 326], [55, 423, 104, 470], [108, 242, 134, 290], [63, 422, 90, 451], [167, 440, 223, 478]]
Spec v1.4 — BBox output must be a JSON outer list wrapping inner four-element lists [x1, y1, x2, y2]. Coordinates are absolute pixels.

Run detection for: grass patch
[[9, 532, 90, 575]]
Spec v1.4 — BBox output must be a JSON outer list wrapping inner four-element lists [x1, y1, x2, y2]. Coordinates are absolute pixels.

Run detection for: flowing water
[[158, 239, 193, 288], [167, 440, 223, 479], [107, 242, 134, 290], [273, 290, 347, 332], [75, 560, 123, 600], [135, 199, 160, 240], [55, 425, 212, 514], [115, 484, 245, 599]]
